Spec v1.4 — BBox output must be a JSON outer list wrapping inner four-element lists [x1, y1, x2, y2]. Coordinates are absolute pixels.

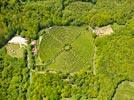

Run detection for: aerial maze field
[[1, 0, 134, 100], [38, 26, 94, 72]]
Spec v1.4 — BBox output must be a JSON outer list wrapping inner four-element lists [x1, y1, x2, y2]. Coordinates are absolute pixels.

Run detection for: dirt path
[[27, 45, 33, 84], [93, 46, 97, 75], [31, 69, 56, 75], [39, 36, 43, 45]]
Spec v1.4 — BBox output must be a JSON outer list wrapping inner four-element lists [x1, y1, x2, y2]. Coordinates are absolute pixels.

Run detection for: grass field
[[113, 81, 134, 100], [38, 26, 94, 72], [6, 44, 25, 58]]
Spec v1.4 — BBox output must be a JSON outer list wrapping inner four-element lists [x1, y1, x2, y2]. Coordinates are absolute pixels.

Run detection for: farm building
[[94, 25, 114, 36], [8, 36, 28, 46]]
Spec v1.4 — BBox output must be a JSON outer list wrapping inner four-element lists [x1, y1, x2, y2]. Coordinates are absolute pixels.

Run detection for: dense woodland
[[0, 0, 134, 100]]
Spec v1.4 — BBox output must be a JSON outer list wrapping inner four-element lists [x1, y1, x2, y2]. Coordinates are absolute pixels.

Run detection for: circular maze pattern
[[39, 26, 94, 72]]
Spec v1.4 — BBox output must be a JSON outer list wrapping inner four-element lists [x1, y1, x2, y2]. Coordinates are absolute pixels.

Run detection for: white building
[[8, 36, 28, 46]]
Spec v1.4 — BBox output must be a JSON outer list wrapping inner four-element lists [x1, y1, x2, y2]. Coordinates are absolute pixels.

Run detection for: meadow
[[113, 81, 134, 100], [6, 44, 25, 58]]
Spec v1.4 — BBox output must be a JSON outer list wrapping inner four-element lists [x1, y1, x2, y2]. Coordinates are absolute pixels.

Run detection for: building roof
[[8, 36, 28, 45]]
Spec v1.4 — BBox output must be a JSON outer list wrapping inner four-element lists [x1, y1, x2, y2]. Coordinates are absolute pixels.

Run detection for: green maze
[[39, 26, 94, 72]]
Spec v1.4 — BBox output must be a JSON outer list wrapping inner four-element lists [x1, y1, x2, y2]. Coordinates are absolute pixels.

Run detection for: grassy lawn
[[6, 44, 25, 58], [113, 81, 134, 100]]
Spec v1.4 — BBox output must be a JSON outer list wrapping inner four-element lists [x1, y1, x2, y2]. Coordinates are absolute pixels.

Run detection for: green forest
[[0, 0, 134, 100]]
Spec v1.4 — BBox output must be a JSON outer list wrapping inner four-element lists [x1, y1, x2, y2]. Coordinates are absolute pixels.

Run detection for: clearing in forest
[[113, 81, 134, 100], [38, 26, 94, 73], [94, 25, 114, 36], [6, 44, 25, 58]]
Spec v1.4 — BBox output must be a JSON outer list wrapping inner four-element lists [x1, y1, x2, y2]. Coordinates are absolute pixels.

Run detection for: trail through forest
[[93, 44, 97, 75]]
